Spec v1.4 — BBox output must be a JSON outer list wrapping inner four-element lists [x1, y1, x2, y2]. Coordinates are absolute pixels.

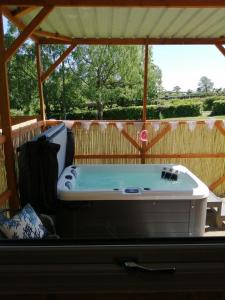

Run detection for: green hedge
[[202, 96, 225, 111], [49, 101, 202, 120], [157, 102, 202, 118], [211, 100, 225, 115], [103, 102, 202, 120]]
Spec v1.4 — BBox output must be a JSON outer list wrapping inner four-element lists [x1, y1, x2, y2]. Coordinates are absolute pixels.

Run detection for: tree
[[5, 21, 163, 119], [173, 86, 181, 94], [74, 45, 162, 119], [197, 76, 214, 94]]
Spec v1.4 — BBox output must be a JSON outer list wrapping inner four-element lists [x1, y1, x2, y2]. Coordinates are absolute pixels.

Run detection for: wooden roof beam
[[40, 37, 225, 45], [41, 44, 76, 82], [3, 7, 73, 44], [4, 5, 53, 62], [2, 7, 39, 42], [215, 43, 225, 56], [2, 0, 225, 8], [34, 30, 74, 43], [11, 6, 37, 18]]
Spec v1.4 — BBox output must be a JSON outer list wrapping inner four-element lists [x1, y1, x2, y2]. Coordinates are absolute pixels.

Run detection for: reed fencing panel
[[72, 120, 225, 196]]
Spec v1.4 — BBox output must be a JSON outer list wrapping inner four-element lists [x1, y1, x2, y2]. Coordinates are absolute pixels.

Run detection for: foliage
[[203, 96, 225, 111], [211, 101, 225, 116], [5, 17, 163, 120], [69, 101, 202, 120]]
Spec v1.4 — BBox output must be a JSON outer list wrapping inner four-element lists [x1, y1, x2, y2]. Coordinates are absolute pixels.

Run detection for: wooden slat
[[0, 190, 11, 207], [35, 30, 74, 43], [2, 0, 225, 7], [215, 120, 225, 136], [41, 44, 76, 82], [75, 153, 225, 159], [3, 7, 73, 44], [2, 7, 39, 42], [40, 37, 225, 45], [210, 174, 225, 191], [146, 124, 171, 151], [121, 129, 142, 152], [11, 6, 37, 18], [11, 120, 44, 138], [36, 43, 45, 120], [0, 135, 6, 145], [75, 154, 141, 159], [4, 6, 53, 62], [142, 45, 148, 122], [215, 44, 225, 57], [0, 9, 19, 209]]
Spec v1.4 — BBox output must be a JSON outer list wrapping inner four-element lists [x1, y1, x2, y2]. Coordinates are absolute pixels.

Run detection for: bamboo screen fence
[[1, 118, 225, 210], [0, 136, 9, 210], [72, 119, 225, 197], [0, 120, 43, 209]]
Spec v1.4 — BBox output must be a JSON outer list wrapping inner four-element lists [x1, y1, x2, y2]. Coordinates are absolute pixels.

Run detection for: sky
[[152, 45, 225, 92], [3, 17, 225, 92]]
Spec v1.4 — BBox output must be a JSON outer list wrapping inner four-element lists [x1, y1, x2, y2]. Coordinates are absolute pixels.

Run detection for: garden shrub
[[211, 100, 225, 116], [49, 101, 202, 120]]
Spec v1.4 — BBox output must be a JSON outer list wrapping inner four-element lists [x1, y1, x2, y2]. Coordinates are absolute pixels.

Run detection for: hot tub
[[57, 164, 209, 239]]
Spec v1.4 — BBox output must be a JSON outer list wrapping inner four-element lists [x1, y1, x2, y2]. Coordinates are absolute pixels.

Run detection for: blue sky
[[3, 17, 225, 92], [152, 45, 225, 91]]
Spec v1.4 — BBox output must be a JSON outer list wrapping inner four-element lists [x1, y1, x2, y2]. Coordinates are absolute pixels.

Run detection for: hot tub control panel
[[161, 167, 179, 181]]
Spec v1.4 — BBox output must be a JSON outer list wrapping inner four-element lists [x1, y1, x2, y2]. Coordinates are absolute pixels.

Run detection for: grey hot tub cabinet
[[57, 197, 207, 239]]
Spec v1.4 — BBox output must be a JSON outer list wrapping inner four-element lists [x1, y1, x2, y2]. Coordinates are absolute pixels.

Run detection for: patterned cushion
[[0, 204, 47, 239]]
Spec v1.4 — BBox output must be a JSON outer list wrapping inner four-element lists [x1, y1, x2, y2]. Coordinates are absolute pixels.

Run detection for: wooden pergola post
[[140, 44, 149, 164], [0, 8, 19, 209], [142, 44, 148, 122], [36, 43, 46, 121], [36, 43, 76, 121]]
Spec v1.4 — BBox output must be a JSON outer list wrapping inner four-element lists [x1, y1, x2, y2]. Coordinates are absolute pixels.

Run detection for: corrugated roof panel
[[54, 8, 74, 37], [135, 8, 165, 37], [163, 9, 201, 37], [112, 8, 132, 38], [197, 11, 225, 37], [122, 8, 151, 38], [171, 8, 215, 38], [209, 19, 225, 37], [152, 9, 189, 37], [17, 7, 225, 40], [189, 9, 225, 37]]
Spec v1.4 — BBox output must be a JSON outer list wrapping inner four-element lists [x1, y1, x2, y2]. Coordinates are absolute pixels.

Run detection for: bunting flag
[[187, 120, 196, 131], [99, 121, 108, 131], [81, 121, 92, 131], [116, 122, 124, 132], [205, 119, 215, 130], [169, 121, 179, 131], [152, 122, 160, 132]]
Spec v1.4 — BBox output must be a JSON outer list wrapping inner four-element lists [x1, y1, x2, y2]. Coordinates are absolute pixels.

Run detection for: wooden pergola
[[0, 1, 225, 209]]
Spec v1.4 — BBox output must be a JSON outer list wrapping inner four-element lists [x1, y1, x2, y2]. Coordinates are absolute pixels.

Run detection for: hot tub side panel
[[56, 198, 207, 239]]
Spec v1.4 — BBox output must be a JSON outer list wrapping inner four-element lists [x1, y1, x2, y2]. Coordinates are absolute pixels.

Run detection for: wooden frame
[[5, 6, 53, 62], [36, 43, 45, 120], [39, 37, 225, 45], [41, 44, 76, 82], [2, 0, 225, 7], [0, 0, 225, 209], [216, 44, 225, 57]]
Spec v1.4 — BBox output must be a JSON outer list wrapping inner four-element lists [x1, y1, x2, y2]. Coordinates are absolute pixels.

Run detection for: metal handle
[[123, 261, 176, 273]]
